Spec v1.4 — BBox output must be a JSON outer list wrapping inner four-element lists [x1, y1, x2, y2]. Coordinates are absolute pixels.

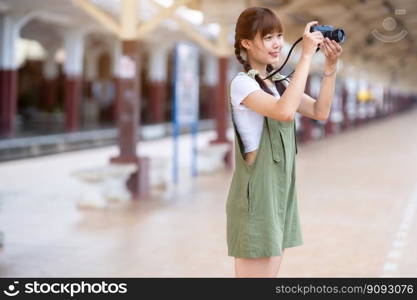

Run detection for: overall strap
[[228, 80, 267, 139], [275, 78, 298, 155], [228, 75, 298, 155], [227, 81, 251, 161]]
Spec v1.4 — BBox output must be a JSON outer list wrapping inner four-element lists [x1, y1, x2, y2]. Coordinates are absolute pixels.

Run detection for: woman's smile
[[269, 51, 280, 58]]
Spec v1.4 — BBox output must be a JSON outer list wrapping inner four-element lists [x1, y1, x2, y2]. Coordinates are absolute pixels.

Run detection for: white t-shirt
[[230, 72, 281, 153]]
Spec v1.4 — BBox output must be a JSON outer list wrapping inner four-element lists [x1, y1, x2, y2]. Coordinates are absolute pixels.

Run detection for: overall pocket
[[268, 121, 285, 164], [246, 175, 255, 215], [246, 178, 251, 212]]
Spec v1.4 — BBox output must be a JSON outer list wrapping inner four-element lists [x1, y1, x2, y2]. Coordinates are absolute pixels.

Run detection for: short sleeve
[[281, 77, 291, 88], [230, 74, 262, 109]]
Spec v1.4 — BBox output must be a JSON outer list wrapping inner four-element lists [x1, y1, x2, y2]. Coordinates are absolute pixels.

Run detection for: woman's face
[[243, 31, 284, 66]]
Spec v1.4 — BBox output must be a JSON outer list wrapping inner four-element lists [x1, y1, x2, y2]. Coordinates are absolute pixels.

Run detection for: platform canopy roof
[[1, 0, 416, 90]]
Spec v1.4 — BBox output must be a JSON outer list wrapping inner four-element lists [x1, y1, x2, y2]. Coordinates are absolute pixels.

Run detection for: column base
[[109, 155, 150, 200]]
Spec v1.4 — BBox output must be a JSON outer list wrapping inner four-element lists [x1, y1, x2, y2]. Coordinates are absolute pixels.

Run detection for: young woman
[[226, 7, 343, 277]]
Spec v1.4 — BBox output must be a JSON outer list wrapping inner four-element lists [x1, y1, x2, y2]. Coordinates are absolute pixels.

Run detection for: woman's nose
[[273, 38, 281, 47]]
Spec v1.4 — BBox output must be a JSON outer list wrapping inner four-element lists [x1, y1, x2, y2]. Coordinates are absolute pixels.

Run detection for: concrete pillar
[[340, 80, 350, 130], [209, 56, 232, 169], [390, 89, 394, 114], [346, 78, 358, 127], [201, 53, 218, 119], [42, 51, 59, 112], [85, 47, 100, 90], [84, 45, 114, 126], [72, 0, 150, 199], [147, 45, 169, 124], [373, 84, 384, 119], [382, 86, 389, 117], [386, 88, 391, 115], [356, 80, 368, 126], [83, 51, 93, 105], [0, 15, 19, 137], [111, 40, 122, 125], [367, 82, 377, 121], [110, 40, 150, 199], [63, 29, 85, 132], [210, 57, 228, 144], [392, 90, 397, 113]]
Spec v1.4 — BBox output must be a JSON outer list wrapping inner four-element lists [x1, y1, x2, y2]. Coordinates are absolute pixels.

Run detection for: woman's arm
[[296, 64, 336, 121], [242, 54, 314, 122], [296, 37, 343, 120], [242, 21, 324, 122]]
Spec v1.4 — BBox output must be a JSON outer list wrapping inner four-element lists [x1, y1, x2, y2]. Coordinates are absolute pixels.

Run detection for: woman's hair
[[234, 7, 285, 96]]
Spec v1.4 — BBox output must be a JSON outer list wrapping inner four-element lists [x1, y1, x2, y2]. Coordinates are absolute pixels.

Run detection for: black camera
[[263, 24, 345, 82], [310, 25, 345, 44]]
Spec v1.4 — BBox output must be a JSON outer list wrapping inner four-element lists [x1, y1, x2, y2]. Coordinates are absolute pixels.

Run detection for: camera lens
[[332, 29, 345, 43]]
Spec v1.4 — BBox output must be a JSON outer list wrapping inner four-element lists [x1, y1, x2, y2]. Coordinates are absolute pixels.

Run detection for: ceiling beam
[[73, 0, 121, 37], [137, 0, 191, 39], [152, 0, 232, 57]]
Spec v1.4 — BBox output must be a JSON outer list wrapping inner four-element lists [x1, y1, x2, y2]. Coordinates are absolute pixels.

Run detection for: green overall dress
[[225, 76, 303, 258]]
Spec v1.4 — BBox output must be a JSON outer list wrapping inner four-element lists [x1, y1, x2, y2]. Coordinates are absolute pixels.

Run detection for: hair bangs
[[254, 9, 284, 38]]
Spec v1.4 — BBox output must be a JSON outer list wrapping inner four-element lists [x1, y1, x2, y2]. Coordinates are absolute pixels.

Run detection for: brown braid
[[267, 63, 287, 96], [234, 40, 251, 72], [233, 40, 275, 96]]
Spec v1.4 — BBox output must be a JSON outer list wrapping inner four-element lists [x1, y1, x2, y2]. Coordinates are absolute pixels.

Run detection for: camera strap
[[262, 37, 320, 82]]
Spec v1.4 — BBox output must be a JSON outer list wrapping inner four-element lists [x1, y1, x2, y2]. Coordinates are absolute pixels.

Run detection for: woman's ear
[[240, 39, 251, 51]]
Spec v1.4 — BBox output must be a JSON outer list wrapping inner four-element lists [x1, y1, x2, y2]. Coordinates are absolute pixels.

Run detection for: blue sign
[[172, 42, 200, 184]]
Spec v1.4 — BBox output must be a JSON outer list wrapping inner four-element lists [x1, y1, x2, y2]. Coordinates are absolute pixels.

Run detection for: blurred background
[[0, 0, 416, 277]]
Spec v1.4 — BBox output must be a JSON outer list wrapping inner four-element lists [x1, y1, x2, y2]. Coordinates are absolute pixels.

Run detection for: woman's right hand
[[301, 21, 324, 58]]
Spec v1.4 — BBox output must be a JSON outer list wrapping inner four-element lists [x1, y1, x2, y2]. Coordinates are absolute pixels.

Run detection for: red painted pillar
[[341, 81, 350, 130], [110, 40, 150, 200], [148, 80, 166, 123], [112, 77, 122, 125], [209, 56, 232, 169], [44, 78, 58, 112], [210, 57, 228, 143], [0, 69, 18, 137], [64, 75, 82, 132], [202, 84, 217, 119]]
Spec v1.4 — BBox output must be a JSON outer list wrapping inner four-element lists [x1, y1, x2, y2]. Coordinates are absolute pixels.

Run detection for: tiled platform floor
[[1, 109, 416, 277]]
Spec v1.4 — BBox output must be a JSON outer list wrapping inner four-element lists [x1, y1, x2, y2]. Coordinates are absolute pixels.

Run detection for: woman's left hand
[[321, 37, 343, 66]]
